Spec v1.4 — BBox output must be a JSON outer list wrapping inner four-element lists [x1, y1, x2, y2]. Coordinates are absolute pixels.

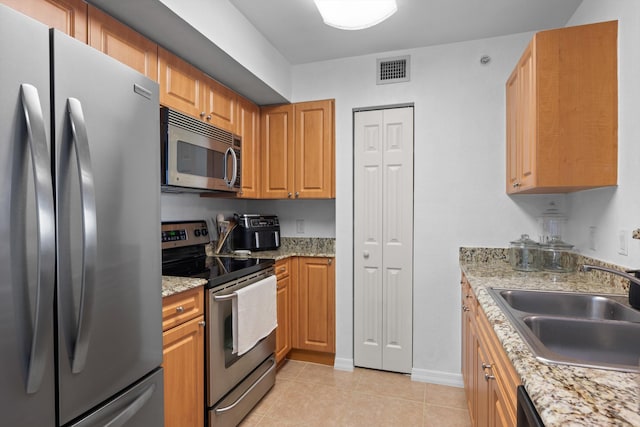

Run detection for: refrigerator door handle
[[103, 383, 156, 427], [20, 84, 56, 394], [66, 98, 98, 374]]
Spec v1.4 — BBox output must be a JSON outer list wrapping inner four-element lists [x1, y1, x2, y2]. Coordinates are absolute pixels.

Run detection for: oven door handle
[[214, 357, 276, 414], [213, 293, 236, 302]]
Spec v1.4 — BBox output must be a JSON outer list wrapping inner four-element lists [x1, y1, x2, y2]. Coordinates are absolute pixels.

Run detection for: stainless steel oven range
[[161, 221, 276, 427]]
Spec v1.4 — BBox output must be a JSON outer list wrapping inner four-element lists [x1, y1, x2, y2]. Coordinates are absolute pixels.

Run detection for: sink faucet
[[581, 264, 640, 309]]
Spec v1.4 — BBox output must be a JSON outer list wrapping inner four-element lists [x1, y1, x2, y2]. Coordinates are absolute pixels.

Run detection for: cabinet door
[[260, 104, 294, 199], [158, 47, 205, 118], [293, 257, 335, 353], [275, 273, 291, 363], [203, 77, 237, 132], [2, 0, 87, 42], [516, 43, 536, 192], [162, 316, 205, 427], [87, 5, 158, 81], [236, 96, 261, 198], [293, 99, 335, 198], [505, 69, 519, 193]]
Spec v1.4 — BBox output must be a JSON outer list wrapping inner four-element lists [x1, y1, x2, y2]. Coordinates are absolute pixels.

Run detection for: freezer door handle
[[67, 98, 98, 374], [20, 84, 55, 394], [103, 382, 156, 427]]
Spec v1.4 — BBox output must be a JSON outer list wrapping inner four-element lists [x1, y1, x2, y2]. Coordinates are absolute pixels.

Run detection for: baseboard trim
[[333, 357, 354, 372], [411, 368, 464, 388]]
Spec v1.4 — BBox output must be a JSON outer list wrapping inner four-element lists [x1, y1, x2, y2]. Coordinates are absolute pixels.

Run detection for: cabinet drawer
[[275, 258, 290, 280], [162, 287, 204, 331]]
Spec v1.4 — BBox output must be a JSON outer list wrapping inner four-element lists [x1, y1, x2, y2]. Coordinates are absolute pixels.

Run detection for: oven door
[[166, 125, 240, 192], [206, 270, 276, 406]]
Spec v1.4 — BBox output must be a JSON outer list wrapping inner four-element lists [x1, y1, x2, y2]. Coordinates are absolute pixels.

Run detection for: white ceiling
[[229, 0, 583, 65]]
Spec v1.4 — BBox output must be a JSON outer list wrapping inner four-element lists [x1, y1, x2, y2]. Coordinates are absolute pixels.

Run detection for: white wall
[[563, 0, 640, 268], [161, 195, 336, 238], [291, 33, 573, 382]]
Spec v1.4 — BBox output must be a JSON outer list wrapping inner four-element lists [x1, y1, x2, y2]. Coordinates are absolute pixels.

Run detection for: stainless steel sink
[[487, 288, 640, 372], [497, 289, 640, 322]]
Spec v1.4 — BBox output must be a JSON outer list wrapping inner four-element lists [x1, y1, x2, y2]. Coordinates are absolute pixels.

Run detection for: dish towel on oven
[[232, 275, 278, 356]]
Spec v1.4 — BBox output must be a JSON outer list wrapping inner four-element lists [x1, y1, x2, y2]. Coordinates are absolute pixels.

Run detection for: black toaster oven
[[231, 214, 280, 251]]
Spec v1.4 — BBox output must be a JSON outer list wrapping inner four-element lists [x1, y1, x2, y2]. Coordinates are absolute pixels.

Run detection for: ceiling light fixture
[[314, 0, 398, 31]]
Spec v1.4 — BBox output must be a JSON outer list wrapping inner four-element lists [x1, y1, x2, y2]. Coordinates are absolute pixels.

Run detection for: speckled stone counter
[[460, 248, 639, 427], [209, 237, 335, 260], [161, 276, 207, 298]]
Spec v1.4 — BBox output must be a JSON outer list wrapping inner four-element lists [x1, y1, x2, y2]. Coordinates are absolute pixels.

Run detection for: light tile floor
[[240, 360, 471, 426]]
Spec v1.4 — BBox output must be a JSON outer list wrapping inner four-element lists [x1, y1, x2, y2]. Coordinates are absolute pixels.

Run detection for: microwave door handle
[[223, 147, 237, 188], [20, 84, 56, 394], [67, 98, 98, 374], [230, 148, 238, 188]]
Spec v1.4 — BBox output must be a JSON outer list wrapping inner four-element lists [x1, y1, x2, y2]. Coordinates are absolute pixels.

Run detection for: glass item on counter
[[541, 236, 577, 273], [509, 234, 542, 272], [538, 202, 567, 243]]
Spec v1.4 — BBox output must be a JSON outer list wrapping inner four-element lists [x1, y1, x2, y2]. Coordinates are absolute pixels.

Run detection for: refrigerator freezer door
[[70, 368, 165, 427], [0, 5, 56, 426], [52, 31, 163, 424]]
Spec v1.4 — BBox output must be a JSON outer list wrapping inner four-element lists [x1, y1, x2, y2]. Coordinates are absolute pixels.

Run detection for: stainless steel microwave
[[160, 107, 241, 193]]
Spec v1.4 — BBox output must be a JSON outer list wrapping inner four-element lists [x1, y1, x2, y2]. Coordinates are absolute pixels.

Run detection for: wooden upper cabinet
[[260, 99, 335, 199], [261, 104, 295, 199], [506, 20, 618, 194], [203, 77, 237, 132], [87, 6, 158, 81], [158, 47, 206, 118], [236, 96, 261, 198], [295, 100, 335, 198], [2, 0, 87, 42]]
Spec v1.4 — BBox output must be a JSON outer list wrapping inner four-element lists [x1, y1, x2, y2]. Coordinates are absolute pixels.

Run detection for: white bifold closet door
[[354, 107, 413, 373]]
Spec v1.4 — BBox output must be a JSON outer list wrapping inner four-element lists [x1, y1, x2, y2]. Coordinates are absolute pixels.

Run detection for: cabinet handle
[[512, 182, 521, 188], [278, 267, 286, 272], [198, 321, 206, 327], [484, 373, 495, 381], [328, 258, 333, 265], [466, 294, 473, 299], [175, 306, 185, 313], [481, 363, 492, 370], [363, 251, 370, 259], [462, 305, 469, 312]]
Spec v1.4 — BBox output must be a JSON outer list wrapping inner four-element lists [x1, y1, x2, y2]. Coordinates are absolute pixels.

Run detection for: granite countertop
[[209, 237, 335, 260], [460, 248, 639, 427], [162, 237, 335, 297]]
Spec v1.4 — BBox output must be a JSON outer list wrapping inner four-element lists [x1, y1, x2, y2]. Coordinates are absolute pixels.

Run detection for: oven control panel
[[161, 221, 210, 249]]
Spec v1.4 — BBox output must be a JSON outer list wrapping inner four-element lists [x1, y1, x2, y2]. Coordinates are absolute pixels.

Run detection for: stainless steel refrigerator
[[0, 5, 164, 426]]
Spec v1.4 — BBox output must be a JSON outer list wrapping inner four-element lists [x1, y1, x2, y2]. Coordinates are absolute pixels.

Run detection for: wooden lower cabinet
[[461, 274, 520, 427], [291, 257, 335, 359], [275, 259, 292, 364], [162, 287, 205, 427]]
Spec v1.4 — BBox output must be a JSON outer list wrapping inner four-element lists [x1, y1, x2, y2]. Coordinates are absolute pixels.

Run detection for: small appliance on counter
[[231, 214, 281, 252]]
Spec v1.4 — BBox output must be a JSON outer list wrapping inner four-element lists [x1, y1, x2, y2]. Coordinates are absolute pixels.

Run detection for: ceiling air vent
[[376, 55, 410, 85]]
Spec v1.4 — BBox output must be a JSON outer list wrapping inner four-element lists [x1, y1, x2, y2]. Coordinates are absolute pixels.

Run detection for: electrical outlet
[[588, 226, 597, 251], [618, 229, 628, 256], [296, 219, 305, 234]]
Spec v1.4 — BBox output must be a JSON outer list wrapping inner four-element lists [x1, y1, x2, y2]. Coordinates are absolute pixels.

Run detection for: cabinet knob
[[279, 267, 286, 272], [481, 363, 492, 370], [328, 258, 333, 265], [295, 191, 299, 198], [512, 182, 521, 188], [199, 112, 206, 118], [206, 115, 212, 120], [484, 373, 495, 381], [175, 306, 185, 313], [462, 305, 469, 312], [198, 321, 206, 327], [288, 192, 292, 198]]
